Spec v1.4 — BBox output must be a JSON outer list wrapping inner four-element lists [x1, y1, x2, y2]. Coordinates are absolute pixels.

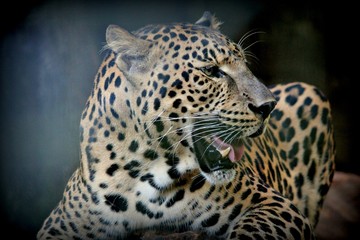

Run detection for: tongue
[[213, 137, 245, 162]]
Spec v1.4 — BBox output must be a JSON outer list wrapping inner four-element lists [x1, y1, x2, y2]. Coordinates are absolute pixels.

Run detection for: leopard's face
[[106, 18, 276, 184]]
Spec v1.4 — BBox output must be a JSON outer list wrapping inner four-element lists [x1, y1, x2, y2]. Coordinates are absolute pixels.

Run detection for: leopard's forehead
[[133, 23, 244, 60]]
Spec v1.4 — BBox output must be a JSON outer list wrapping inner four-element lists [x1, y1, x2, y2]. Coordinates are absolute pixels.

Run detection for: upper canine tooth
[[218, 147, 231, 158]]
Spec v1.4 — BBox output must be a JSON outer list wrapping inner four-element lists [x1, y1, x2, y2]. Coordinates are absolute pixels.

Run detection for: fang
[[218, 147, 231, 158]]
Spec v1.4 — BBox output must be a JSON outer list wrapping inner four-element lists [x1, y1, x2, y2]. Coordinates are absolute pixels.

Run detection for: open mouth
[[192, 126, 245, 173]]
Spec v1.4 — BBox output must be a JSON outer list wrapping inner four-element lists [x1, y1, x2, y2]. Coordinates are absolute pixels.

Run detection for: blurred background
[[0, 0, 357, 238]]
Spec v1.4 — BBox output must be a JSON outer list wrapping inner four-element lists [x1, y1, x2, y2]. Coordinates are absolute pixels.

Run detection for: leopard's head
[[105, 12, 276, 184]]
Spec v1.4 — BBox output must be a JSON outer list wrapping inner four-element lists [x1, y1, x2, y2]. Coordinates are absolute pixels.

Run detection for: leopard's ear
[[105, 25, 157, 77], [195, 11, 222, 30]]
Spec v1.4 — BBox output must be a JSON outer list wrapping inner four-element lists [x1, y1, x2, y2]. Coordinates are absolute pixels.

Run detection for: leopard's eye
[[200, 65, 227, 78]]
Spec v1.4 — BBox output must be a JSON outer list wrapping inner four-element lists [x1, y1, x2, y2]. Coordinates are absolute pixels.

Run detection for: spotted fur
[[37, 12, 335, 240]]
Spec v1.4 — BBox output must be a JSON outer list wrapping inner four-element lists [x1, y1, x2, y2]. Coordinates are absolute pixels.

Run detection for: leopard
[[37, 11, 335, 240]]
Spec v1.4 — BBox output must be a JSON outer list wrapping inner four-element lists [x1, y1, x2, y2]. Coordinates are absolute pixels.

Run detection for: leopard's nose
[[249, 101, 277, 119]]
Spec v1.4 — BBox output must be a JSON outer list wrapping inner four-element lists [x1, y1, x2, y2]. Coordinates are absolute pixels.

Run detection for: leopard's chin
[[201, 168, 237, 185]]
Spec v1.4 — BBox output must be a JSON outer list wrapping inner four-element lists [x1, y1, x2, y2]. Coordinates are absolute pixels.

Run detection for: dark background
[[0, 0, 357, 238]]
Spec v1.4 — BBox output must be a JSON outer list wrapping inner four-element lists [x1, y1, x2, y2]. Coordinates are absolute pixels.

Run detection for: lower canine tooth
[[218, 147, 231, 158]]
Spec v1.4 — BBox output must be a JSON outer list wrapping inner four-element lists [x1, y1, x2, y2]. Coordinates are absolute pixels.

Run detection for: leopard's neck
[[78, 52, 198, 196]]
